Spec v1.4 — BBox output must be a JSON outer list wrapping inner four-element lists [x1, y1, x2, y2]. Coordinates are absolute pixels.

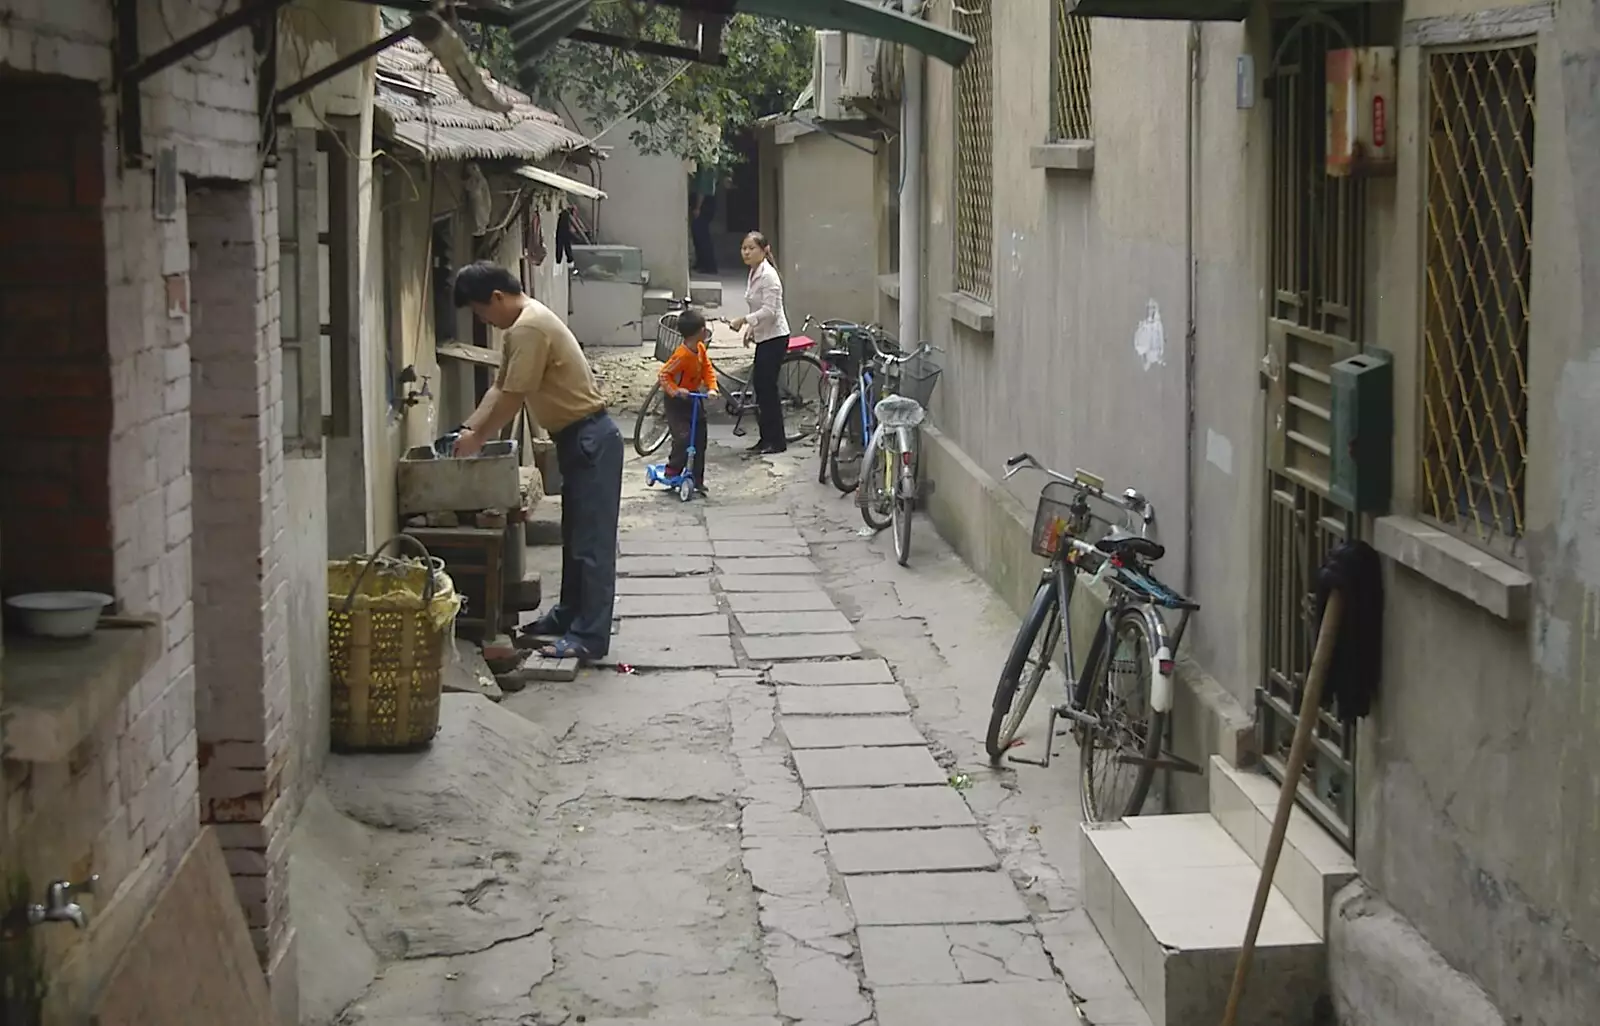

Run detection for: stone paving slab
[[858, 924, 1056, 986], [705, 503, 791, 517], [706, 510, 793, 525], [844, 871, 1031, 926], [707, 524, 809, 542], [810, 786, 976, 830], [742, 634, 861, 661], [769, 659, 895, 686], [615, 576, 713, 596], [620, 523, 709, 542], [780, 715, 926, 749], [716, 556, 821, 575], [827, 829, 999, 874], [777, 684, 909, 716], [597, 635, 738, 669], [736, 610, 854, 635], [620, 538, 715, 557], [508, 655, 580, 683], [614, 594, 721, 618], [613, 614, 731, 638], [616, 555, 713, 577], [719, 575, 824, 592], [791, 747, 946, 789], [726, 592, 837, 613], [873, 982, 1078, 1025], [713, 540, 810, 558]]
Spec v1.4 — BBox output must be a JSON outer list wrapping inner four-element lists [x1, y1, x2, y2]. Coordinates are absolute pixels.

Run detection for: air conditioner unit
[[841, 33, 881, 102], [814, 30, 848, 120]]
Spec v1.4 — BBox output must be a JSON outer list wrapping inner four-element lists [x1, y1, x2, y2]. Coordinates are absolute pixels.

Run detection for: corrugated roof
[[375, 35, 593, 163]]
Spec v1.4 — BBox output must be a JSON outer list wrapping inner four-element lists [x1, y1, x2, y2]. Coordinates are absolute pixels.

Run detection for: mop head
[[1313, 540, 1384, 724]]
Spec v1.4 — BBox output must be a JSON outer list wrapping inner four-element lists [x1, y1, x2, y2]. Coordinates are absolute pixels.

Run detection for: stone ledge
[[936, 291, 995, 335], [1029, 140, 1096, 175], [1373, 514, 1531, 622], [877, 273, 901, 301], [2, 617, 164, 762]]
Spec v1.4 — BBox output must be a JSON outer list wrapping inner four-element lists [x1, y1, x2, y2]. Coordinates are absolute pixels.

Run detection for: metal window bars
[[1052, 4, 1092, 141], [953, 0, 994, 305], [1421, 45, 1536, 551]]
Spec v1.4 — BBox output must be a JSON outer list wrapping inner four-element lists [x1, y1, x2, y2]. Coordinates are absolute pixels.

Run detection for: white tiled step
[[1208, 755, 1357, 938], [1082, 815, 1323, 1026], [689, 279, 722, 305]]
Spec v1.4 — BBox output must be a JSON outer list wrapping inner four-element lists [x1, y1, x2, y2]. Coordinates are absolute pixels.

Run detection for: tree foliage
[[476, 2, 813, 169]]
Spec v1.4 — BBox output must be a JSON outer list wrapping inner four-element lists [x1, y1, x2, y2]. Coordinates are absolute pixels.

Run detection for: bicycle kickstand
[[1006, 705, 1062, 769]]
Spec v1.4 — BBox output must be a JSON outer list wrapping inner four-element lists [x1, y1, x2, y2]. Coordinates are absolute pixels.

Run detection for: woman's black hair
[[452, 260, 524, 308]]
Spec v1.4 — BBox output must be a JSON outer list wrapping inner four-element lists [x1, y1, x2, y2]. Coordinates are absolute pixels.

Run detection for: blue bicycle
[[825, 325, 898, 494], [644, 391, 710, 502]]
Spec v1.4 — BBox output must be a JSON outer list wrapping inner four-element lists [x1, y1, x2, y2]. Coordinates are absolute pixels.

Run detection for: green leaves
[[475, 2, 813, 168]]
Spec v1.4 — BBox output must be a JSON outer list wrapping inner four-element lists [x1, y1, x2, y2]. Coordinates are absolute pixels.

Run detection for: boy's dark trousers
[[665, 393, 707, 486]]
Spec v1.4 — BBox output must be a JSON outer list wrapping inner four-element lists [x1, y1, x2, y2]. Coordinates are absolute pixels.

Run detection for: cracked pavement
[[291, 411, 1152, 1026]]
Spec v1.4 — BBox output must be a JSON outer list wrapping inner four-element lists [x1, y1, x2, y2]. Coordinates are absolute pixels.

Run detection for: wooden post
[[1220, 590, 1344, 1026]]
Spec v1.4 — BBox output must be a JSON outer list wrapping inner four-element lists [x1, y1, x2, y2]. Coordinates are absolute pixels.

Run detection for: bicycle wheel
[[633, 382, 671, 457], [777, 351, 824, 441], [1078, 607, 1166, 822], [986, 581, 1063, 764], [816, 376, 840, 484], [859, 431, 893, 531], [828, 392, 865, 493]]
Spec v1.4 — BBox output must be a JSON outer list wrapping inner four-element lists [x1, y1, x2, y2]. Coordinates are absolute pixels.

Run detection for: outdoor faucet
[[26, 876, 97, 930]]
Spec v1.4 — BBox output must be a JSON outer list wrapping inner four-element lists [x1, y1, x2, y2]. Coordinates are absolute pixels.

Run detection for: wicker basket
[[654, 310, 685, 362], [328, 535, 462, 752]]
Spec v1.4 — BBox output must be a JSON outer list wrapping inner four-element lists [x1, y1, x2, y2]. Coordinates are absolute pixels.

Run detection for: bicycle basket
[[1031, 481, 1092, 559], [895, 351, 943, 409], [848, 328, 891, 365], [654, 312, 684, 363]]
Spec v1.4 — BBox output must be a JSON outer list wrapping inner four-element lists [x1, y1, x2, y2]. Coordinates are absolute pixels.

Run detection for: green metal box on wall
[[1329, 348, 1392, 512]]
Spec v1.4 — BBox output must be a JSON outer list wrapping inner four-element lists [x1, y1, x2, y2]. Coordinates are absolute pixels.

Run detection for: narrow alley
[[296, 430, 1150, 1026]]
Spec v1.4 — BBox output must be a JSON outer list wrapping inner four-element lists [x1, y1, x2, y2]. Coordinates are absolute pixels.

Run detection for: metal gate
[[1259, 11, 1369, 849]]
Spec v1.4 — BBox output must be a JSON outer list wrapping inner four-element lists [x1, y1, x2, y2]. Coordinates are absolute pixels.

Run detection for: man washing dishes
[[450, 261, 622, 664]]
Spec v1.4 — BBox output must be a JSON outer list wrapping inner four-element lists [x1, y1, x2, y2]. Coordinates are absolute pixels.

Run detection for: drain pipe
[[898, 29, 925, 348], [1182, 22, 1201, 599]]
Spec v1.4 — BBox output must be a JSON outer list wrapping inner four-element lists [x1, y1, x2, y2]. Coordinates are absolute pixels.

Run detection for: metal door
[[1259, 11, 1369, 849]]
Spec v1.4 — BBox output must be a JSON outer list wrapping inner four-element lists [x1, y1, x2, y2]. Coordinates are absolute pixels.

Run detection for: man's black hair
[[452, 261, 524, 308], [677, 308, 707, 341]]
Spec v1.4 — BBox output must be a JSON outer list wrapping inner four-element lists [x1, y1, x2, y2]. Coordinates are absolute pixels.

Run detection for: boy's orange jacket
[[660, 340, 717, 395]]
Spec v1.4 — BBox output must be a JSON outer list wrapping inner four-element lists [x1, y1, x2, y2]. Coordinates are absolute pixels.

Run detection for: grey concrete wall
[[570, 109, 690, 296], [906, 0, 1600, 1020], [771, 127, 880, 327]]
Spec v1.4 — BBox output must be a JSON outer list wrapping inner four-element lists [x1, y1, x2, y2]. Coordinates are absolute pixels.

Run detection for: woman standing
[[728, 231, 791, 455]]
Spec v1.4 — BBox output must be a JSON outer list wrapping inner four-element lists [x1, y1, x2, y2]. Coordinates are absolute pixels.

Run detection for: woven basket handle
[[341, 534, 439, 613]]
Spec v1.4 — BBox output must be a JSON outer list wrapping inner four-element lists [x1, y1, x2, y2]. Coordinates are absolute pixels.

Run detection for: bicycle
[[985, 453, 1203, 823], [814, 320, 864, 485], [825, 324, 898, 494], [857, 339, 942, 566], [632, 300, 824, 457]]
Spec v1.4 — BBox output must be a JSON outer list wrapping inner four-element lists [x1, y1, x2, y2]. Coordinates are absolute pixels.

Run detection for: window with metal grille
[[1421, 45, 1536, 553], [953, 0, 994, 305], [1052, 4, 1092, 140]]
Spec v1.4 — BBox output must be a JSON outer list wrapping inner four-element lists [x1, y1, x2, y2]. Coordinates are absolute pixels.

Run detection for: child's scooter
[[645, 390, 709, 502]]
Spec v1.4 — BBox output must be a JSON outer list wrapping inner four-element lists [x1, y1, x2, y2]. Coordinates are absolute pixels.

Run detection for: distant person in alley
[[452, 261, 621, 664], [728, 231, 791, 455]]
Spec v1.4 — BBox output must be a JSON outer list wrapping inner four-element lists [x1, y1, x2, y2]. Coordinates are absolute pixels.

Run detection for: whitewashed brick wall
[[3, 0, 303, 1013]]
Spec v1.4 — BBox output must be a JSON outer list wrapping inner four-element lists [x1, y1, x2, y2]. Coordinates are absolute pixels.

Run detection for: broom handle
[[1220, 589, 1344, 1026]]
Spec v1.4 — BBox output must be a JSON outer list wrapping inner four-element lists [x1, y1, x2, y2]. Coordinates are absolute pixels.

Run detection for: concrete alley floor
[[293, 409, 1153, 1026]]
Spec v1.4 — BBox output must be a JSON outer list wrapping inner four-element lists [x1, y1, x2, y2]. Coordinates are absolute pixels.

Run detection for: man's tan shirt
[[495, 299, 606, 433]]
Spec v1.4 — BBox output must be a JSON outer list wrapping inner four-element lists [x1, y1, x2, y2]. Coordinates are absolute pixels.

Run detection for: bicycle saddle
[[874, 395, 926, 429], [1096, 528, 1166, 563]]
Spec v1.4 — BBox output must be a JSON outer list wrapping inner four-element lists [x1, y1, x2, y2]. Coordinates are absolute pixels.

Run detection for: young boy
[[659, 308, 717, 494]]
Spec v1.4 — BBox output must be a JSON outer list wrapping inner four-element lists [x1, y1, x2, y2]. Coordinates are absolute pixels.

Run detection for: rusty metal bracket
[[115, 0, 295, 166]]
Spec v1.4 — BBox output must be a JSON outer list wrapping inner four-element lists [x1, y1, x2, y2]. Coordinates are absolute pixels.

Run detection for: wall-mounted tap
[[398, 365, 433, 408], [13, 876, 98, 931]]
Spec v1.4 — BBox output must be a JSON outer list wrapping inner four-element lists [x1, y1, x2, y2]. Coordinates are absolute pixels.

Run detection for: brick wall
[[188, 178, 295, 970], [0, 75, 114, 596], [1, 0, 302, 1019]]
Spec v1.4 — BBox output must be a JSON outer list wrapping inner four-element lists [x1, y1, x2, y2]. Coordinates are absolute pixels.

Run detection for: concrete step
[[643, 288, 677, 316], [689, 279, 721, 305], [1082, 814, 1324, 1026], [1207, 755, 1357, 939]]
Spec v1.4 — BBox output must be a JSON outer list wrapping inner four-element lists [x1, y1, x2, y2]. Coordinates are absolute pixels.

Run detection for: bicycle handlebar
[[1002, 452, 1156, 526]]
